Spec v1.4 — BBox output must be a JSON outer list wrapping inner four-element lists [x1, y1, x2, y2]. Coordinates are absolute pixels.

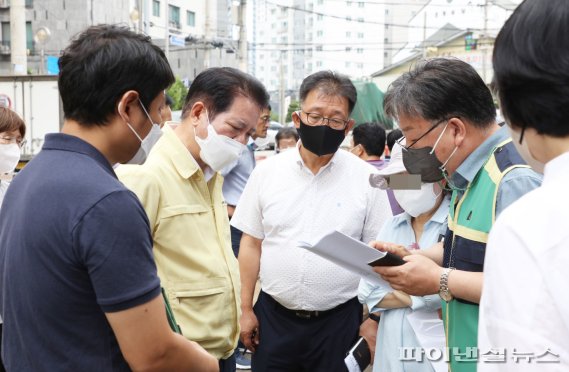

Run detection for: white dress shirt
[[479, 151, 569, 371], [231, 145, 391, 311]]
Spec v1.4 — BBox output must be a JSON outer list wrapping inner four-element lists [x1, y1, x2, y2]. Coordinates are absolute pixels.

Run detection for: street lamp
[[33, 27, 51, 75]]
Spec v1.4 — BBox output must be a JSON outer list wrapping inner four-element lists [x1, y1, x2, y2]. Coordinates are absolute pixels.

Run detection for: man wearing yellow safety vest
[[371, 58, 542, 372]]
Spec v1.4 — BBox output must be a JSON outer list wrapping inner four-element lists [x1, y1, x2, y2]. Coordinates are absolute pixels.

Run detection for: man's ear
[[449, 117, 467, 147], [352, 144, 364, 157], [116, 90, 140, 123], [345, 119, 355, 135], [291, 111, 301, 129], [188, 102, 206, 127]]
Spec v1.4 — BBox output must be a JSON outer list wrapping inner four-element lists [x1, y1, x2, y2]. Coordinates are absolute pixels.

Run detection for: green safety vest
[[441, 138, 529, 372]]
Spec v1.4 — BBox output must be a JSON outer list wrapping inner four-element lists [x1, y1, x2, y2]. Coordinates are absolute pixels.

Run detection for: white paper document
[[298, 230, 394, 289], [406, 310, 447, 372]]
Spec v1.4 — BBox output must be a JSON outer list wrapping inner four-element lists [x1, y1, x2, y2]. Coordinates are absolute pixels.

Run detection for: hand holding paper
[[298, 231, 404, 289], [369, 240, 412, 259]]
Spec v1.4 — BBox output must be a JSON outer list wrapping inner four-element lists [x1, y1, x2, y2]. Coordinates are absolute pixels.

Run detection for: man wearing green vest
[[372, 58, 542, 372]]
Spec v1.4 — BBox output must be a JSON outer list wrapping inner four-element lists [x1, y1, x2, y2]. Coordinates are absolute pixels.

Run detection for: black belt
[[263, 291, 358, 320]]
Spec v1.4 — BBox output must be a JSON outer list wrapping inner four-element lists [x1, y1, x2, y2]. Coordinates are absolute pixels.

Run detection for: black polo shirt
[[0, 133, 161, 371]]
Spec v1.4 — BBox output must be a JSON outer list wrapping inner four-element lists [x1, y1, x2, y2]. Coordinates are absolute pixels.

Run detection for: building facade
[[249, 0, 386, 119], [0, 0, 243, 80]]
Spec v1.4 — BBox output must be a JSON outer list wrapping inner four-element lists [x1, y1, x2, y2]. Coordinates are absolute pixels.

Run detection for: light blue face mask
[[125, 99, 163, 164]]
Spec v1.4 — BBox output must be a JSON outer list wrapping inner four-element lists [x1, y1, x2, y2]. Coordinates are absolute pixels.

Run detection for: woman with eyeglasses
[[0, 107, 26, 208]]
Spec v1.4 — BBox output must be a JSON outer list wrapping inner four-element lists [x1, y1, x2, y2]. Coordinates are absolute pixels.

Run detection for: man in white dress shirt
[[231, 71, 391, 371], [478, 0, 569, 370]]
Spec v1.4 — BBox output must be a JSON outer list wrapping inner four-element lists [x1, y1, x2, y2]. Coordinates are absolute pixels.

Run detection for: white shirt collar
[[543, 151, 569, 186]]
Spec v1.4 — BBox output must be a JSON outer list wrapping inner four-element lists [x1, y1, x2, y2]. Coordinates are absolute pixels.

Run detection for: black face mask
[[297, 119, 345, 156], [402, 147, 445, 183]]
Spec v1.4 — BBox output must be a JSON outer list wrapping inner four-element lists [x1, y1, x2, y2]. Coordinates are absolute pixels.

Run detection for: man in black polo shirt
[[0, 25, 217, 372]]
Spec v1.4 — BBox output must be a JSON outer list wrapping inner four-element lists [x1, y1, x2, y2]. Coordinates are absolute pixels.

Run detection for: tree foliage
[[286, 100, 300, 122], [167, 77, 189, 110]]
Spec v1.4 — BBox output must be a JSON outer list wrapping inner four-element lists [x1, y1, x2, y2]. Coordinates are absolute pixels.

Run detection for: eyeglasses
[[0, 136, 26, 148], [300, 111, 349, 130], [396, 118, 448, 150]]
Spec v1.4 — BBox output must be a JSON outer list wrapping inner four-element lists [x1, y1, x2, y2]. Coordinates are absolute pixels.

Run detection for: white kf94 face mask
[[0, 143, 21, 174], [194, 111, 245, 172], [125, 99, 163, 165], [393, 182, 441, 217]]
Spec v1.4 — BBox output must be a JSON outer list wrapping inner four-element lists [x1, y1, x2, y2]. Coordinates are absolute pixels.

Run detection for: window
[[317, 30, 323, 37], [282, 21, 287, 28], [356, 48, 363, 53], [345, 47, 352, 52], [315, 45, 323, 51], [271, 8, 276, 14], [26, 21, 33, 51], [346, 31, 351, 37], [385, 9, 389, 15], [317, 14, 323, 20], [316, 61, 322, 67], [357, 63, 363, 69], [385, 24, 389, 29], [152, 0, 160, 17], [1, 22, 10, 49], [169, 5, 181, 28], [358, 2, 364, 7], [317, 0, 323, 4], [345, 62, 351, 67], [357, 32, 364, 38], [347, 1, 352, 5], [384, 37, 388, 43], [357, 17, 364, 23], [271, 66, 277, 72], [346, 16, 352, 21], [187, 11, 195, 27], [384, 51, 388, 58]]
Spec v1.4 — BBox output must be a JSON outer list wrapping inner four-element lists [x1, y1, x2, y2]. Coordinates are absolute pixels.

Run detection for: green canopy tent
[[350, 80, 394, 130]]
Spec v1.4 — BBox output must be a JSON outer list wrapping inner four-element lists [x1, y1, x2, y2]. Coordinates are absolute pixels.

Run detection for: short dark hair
[[299, 71, 357, 114], [182, 67, 269, 120], [386, 128, 403, 152], [276, 127, 299, 145], [58, 25, 174, 126], [384, 58, 495, 128], [0, 108, 26, 138], [493, 0, 569, 137], [165, 94, 174, 107], [352, 122, 386, 157]]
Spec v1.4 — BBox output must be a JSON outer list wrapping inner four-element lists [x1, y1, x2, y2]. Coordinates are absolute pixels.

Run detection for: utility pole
[[481, 0, 489, 83], [138, 0, 143, 33], [10, 0, 27, 75], [279, 50, 285, 125], [164, 0, 169, 62], [238, 0, 248, 72], [422, 11, 427, 59]]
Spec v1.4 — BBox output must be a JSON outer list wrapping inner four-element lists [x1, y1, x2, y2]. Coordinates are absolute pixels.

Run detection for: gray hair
[[383, 58, 495, 128]]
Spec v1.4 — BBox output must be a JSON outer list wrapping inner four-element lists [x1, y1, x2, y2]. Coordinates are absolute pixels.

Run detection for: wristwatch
[[439, 268, 455, 302], [368, 312, 381, 323]]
